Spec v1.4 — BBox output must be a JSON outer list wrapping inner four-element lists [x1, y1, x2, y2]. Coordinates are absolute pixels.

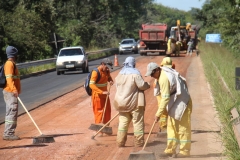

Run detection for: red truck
[[138, 23, 168, 56]]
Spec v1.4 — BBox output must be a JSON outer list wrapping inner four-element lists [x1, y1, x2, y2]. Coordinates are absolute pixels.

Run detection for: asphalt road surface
[[0, 53, 140, 123]]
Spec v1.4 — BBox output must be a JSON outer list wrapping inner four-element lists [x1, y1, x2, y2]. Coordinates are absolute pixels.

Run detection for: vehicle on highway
[[139, 23, 168, 56], [56, 46, 89, 75], [137, 40, 141, 49], [168, 20, 200, 54], [118, 38, 138, 55]]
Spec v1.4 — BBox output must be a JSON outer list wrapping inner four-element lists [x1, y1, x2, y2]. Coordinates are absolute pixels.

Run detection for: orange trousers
[[92, 95, 111, 124]]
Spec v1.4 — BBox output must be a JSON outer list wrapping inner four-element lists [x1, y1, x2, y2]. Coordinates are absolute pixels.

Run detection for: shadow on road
[[188, 153, 224, 158], [20, 133, 84, 140], [192, 130, 221, 134], [48, 133, 84, 138], [0, 144, 47, 150]]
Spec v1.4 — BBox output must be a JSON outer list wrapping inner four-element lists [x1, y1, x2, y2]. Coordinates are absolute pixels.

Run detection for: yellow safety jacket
[[156, 71, 170, 117]]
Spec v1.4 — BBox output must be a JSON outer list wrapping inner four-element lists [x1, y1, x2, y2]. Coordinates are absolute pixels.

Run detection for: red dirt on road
[[0, 53, 225, 160]]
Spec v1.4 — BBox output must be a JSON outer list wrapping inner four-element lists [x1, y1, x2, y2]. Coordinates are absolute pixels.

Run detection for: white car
[[119, 38, 138, 55], [56, 46, 89, 75]]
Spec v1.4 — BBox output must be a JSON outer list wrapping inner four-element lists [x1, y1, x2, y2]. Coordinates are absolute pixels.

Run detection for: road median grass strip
[[199, 42, 240, 159]]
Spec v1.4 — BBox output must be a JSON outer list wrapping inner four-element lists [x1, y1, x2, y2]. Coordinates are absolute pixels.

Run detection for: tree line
[[0, 0, 195, 63], [192, 0, 240, 57]]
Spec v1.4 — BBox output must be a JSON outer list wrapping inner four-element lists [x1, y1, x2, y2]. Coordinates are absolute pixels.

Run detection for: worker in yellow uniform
[[175, 41, 182, 57], [145, 57, 192, 158], [153, 79, 168, 132], [167, 37, 172, 55], [154, 62, 176, 132]]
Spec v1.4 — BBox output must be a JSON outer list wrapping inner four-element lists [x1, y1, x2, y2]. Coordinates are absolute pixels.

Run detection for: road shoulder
[[186, 55, 225, 160]]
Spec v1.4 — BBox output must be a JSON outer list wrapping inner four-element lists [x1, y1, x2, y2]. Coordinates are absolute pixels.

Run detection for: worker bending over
[[145, 57, 192, 158]]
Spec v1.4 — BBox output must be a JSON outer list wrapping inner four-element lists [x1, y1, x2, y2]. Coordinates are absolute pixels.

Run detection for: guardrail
[[16, 48, 118, 69]]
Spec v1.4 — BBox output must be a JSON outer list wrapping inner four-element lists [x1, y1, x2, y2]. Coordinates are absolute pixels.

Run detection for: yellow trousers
[[156, 96, 168, 131], [175, 44, 181, 56], [117, 107, 144, 147], [164, 99, 192, 156]]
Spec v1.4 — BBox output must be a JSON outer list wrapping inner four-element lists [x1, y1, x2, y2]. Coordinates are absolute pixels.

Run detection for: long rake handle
[[18, 97, 43, 135], [142, 121, 156, 150], [93, 113, 119, 138], [101, 85, 111, 123]]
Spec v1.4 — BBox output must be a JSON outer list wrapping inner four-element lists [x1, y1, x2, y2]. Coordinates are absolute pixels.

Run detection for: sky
[[154, 0, 205, 11]]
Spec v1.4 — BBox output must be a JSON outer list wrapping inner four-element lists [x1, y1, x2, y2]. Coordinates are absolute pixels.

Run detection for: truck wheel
[[57, 71, 60, 75], [119, 52, 123, 55]]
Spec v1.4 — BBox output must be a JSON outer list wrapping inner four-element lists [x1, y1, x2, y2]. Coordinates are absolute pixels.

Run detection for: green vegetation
[[0, 1, 192, 64], [193, 0, 240, 58], [19, 63, 56, 76], [87, 49, 117, 61], [194, 1, 240, 158], [199, 42, 240, 159]]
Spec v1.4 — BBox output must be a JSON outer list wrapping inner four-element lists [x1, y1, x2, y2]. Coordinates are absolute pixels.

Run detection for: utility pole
[[49, 33, 65, 55], [53, 33, 58, 55]]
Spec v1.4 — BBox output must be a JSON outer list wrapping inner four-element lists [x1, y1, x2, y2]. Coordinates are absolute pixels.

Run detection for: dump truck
[[138, 23, 168, 56]]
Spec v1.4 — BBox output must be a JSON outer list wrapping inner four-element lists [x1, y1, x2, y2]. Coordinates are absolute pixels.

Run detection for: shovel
[[18, 97, 55, 144], [89, 85, 113, 135], [128, 121, 157, 160]]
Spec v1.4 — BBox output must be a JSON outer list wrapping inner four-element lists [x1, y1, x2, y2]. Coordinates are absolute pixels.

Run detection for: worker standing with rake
[[89, 58, 114, 135], [2, 46, 21, 141], [114, 56, 150, 147], [145, 57, 192, 158]]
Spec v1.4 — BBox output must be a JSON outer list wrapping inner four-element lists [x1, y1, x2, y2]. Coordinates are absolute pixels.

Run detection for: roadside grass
[[87, 49, 117, 61], [199, 42, 240, 159], [19, 49, 118, 76], [19, 63, 56, 75]]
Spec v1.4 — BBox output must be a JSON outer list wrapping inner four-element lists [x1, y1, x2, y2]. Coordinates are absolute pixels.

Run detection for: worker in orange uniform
[[89, 58, 114, 134], [3, 46, 21, 141]]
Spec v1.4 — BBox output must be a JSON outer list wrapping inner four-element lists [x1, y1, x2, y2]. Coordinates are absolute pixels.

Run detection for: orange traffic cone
[[114, 54, 119, 67]]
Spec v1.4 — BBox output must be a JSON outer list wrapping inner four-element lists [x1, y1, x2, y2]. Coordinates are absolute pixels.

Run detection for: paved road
[[0, 53, 140, 123]]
